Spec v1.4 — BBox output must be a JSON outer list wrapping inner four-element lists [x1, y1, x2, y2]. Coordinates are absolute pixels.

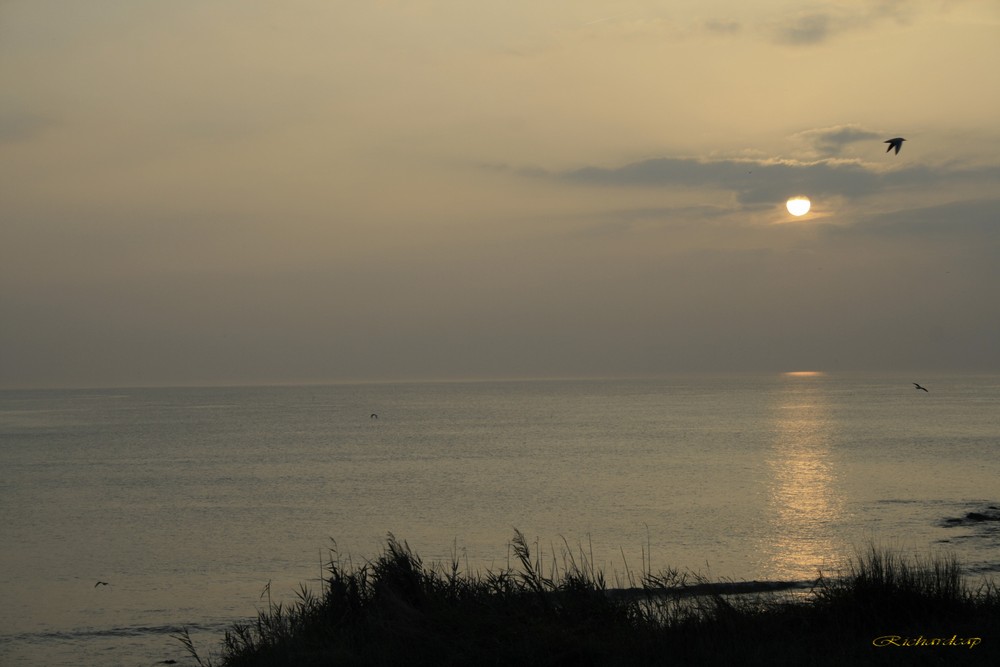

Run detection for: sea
[[1, 373, 998, 666]]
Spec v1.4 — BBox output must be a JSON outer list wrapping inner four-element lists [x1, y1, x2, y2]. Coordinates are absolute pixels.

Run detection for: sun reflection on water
[[759, 377, 846, 581]]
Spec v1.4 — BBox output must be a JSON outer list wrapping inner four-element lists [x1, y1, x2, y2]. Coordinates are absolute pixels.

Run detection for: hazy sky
[[3, 0, 999, 388]]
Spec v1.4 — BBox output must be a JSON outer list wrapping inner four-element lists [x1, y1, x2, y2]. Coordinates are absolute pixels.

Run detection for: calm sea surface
[[2, 374, 999, 665]]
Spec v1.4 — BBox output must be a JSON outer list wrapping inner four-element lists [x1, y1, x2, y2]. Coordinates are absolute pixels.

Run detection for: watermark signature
[[873, 635, 981, 649]]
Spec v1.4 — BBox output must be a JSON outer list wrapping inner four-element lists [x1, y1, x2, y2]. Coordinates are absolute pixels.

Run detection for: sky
[[2, 0, 999, 388]]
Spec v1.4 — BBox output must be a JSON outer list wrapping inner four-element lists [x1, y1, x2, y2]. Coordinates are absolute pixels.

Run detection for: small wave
[[963, 561, 1000, 576], [607, 579, 816, 600], [1, 621, 230, 643], [941, 504, 1000, 528]]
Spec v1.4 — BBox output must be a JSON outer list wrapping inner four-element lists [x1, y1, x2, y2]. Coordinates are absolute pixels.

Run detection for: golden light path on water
[[758, 372, 847, 580]]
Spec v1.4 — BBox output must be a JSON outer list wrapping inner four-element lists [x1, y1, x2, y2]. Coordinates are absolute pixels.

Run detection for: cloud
[[555, 155, 879, 205], [769, 0, 918, 46], [565, 204, 735, 239], [0, 112, 52, 143], [533, 154, 1000, 216], [703, 19, 741, 35], [775, 12, 835, 45], [846, 198, 1000, 240], [795, 124, 882, 156]]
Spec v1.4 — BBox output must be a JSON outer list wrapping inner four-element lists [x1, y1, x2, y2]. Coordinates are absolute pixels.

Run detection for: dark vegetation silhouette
[[178, 533, 999, 666]]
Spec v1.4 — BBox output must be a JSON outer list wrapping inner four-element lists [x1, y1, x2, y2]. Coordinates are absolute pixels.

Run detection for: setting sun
[[786, 196, 811, 216]]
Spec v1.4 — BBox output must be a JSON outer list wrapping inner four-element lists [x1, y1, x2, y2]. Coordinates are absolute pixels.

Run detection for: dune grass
[[183, 533, 999, 666]]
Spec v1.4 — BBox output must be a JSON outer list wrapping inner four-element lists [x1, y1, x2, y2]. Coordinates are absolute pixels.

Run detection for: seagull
[[95, 581, 110, 587], [370, 413, 378, 419], [885, 137, 906, 155], [913, 383, 929, 392]]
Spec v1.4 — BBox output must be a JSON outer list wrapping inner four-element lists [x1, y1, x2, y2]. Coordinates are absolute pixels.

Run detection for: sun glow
[[785, 196, 811, 216]]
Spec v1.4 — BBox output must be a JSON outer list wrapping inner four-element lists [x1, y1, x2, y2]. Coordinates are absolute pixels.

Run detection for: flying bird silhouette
[[370, 413, 378, 419], [913, 383, 928, 392], [95, 581, 110, 587], [885, 137, 906, 155]]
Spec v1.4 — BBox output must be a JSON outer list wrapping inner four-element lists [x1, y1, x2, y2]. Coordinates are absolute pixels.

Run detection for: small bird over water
[[370, 413, 378, 419], [95, 581, 110, 587], [885, 137, 906, 155], [913, 382, 929, 392]]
